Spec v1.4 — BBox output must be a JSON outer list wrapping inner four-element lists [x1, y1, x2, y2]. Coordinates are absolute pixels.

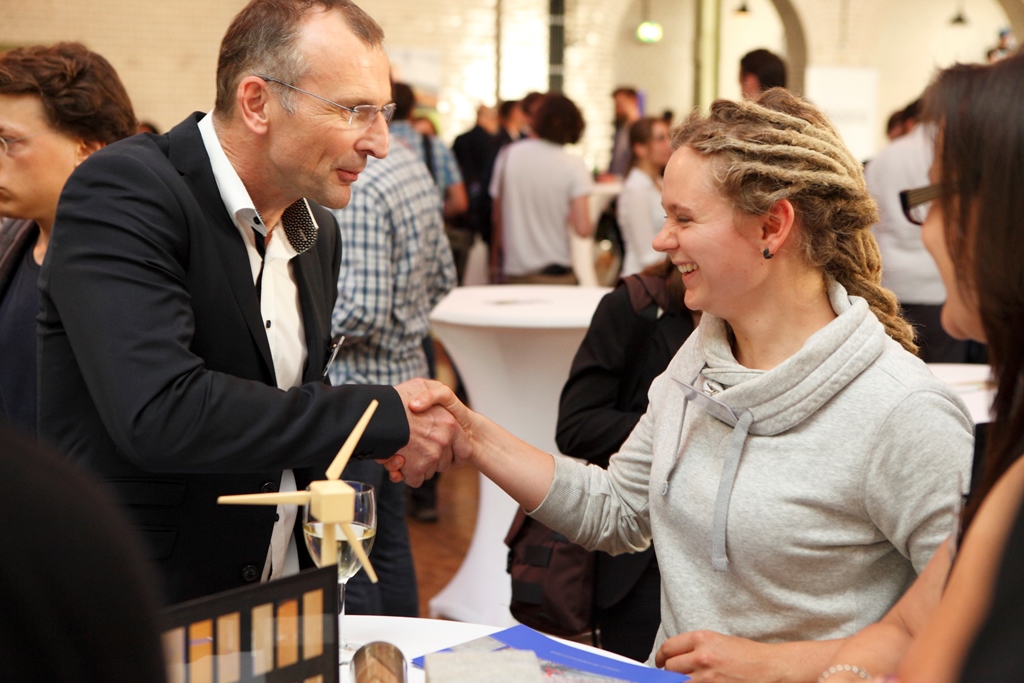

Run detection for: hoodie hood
[[665, 279, 886, 570]]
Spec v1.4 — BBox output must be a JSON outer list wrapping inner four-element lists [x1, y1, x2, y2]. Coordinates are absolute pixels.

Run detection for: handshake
[[380, 378, 477, 487], [381, 379, 553, 514]]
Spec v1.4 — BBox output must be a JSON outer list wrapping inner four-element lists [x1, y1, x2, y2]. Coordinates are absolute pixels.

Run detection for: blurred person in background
[[453, 104, 499, 250], [739, 49, 787, 99], [0, 426, 167, 682], [617, 117, 673, 276], [389, 82, 466, 222], [0, 42, 137, 432], [495, 99, 525, 148], [608, 86, 642, 177], [866, 97, 975, 364], [489, 93, 593, 284], [519, 91, 545, 137]]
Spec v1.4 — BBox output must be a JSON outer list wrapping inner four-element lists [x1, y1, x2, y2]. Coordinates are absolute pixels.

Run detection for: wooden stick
[[322, 522, 338, 567], [217, 491, 311, 506], [326, 400, 379, 481], [340, 522, 378, 583]]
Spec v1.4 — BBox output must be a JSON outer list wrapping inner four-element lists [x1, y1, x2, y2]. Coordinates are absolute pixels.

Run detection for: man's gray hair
[[214, 0, 384, 116]]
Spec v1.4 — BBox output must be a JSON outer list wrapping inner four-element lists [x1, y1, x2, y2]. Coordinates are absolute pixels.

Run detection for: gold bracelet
[[818, 664, 871, 683]]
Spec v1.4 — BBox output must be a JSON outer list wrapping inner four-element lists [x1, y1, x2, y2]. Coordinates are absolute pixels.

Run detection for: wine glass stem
[[338, 578, 348, 648]]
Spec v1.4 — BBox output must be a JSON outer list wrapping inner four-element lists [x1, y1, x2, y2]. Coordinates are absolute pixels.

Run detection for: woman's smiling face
[[653, 146, 766, 320]]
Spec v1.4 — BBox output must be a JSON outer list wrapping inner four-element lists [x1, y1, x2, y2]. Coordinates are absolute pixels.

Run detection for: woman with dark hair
[[617, 117, 673, 275], [398, 87, 973, 679], [0, 42, 136, 431], [489, 93, 593, 284], [817, 52, 1024, 683]]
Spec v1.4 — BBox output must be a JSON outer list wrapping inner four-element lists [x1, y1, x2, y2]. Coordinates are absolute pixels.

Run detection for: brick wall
[[2, 0, 1018, 162]]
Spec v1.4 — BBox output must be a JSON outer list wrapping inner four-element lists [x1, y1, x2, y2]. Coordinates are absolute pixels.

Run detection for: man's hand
[[655, 631, 780, 683], [383, 379, 467, 487]]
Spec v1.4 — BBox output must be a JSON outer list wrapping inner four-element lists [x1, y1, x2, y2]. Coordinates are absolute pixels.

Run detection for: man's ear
[[761, 197, 796, 257], [236, 76, 273, 135]]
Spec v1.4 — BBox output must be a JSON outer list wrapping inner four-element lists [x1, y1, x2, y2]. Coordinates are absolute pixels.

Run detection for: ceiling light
[[635, 0, 663, 44], [636, 21, 664, 43]]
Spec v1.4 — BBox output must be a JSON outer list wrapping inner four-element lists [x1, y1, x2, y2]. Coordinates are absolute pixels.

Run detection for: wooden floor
[[406, 453, 480, 618]]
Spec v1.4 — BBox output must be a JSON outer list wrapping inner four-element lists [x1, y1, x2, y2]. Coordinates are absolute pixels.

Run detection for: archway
[[769, 0, 807, 95]]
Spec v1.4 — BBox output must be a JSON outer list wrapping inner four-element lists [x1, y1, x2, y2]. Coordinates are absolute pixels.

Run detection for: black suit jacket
[[39, 113, 409, 604], [452, 125, 498, 243]]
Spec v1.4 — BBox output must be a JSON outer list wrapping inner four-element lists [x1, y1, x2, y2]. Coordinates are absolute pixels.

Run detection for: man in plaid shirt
[[329, 140, 456, 615]]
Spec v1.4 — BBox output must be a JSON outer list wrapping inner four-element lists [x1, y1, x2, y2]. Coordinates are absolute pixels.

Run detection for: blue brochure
[[412, 624, 688, 682]]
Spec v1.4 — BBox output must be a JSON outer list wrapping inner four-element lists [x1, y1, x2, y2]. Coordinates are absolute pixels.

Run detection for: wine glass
[[302, 481, 377, 662]]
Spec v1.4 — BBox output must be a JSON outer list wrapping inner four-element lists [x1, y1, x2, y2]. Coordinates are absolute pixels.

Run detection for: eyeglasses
[[256, 75, 396, 129], [899, 183, 943, 225], [0, 132, 45, 157]]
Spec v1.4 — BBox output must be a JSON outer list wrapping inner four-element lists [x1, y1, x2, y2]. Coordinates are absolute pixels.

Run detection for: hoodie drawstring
[[711, 408, 753, 571]]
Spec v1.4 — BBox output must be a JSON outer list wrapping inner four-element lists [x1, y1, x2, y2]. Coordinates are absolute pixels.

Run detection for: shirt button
[[265, 320, 272, 329], [661, 482, 669, 496], [261, 481, 278, 493], [241, 565, 259, 582]]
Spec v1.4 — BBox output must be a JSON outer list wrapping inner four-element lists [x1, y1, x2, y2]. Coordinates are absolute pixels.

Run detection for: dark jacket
[[0, 218, 39, 425], [557, 273, 695, 608], [38, 113, 408, 603], [0, 218, 36, 301]]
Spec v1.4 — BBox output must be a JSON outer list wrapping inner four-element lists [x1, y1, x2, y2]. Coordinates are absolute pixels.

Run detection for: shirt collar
[[197, 111, 317, 255]]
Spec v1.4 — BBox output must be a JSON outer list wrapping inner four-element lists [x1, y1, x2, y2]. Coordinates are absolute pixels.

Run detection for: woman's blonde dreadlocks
[[671, 88, 916, 354]]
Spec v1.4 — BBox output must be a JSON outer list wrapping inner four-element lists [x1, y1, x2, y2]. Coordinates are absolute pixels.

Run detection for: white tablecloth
[[927, 363, 993, 424], [428, 286, 610, 626]]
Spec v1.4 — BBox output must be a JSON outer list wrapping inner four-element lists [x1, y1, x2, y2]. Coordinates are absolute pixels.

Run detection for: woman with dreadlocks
[[392, 89, 974, 680]]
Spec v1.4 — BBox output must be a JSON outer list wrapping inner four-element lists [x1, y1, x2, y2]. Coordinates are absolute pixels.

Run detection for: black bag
[[594, 199, 624, 260], [504, 508, 595, 637], [593, 199, 624, 285]]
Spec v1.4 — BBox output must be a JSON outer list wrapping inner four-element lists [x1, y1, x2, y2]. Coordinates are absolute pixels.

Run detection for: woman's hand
[[656, 631, 840, 683], [656, 631, 776, 682]]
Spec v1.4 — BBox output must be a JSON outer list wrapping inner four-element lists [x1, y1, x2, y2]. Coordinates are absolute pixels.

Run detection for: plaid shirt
[[388, 120, 463, 201], [328, 143, 456, 386]]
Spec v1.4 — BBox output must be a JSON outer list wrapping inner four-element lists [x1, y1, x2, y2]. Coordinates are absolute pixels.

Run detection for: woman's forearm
[[464, 409, 556, 511]]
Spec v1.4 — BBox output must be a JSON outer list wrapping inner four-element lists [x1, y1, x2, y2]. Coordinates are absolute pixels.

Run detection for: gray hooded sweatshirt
[[532, 280, 974, 660]]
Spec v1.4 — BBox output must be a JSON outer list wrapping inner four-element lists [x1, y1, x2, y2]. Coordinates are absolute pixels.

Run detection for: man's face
[[739, 71, 761, 100], [264, 10, 391, 210], [613, 92, 637, 123]]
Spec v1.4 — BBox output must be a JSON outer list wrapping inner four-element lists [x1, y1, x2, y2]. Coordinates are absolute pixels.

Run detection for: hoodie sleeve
[[861, 384, 975, 573], [532, 383, 663, 556]]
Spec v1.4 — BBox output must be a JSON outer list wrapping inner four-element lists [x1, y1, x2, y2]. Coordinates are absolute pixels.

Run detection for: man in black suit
[[452, 104, 498, 246], [38, 0, 460, 604]]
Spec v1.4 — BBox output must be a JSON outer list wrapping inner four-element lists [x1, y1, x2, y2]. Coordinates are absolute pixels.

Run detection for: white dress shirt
[[198, 111, 316, 581]]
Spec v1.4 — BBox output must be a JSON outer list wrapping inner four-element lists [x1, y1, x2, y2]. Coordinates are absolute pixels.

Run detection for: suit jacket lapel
[[166, 113, 276, 378], [295, 248, 327, 383]]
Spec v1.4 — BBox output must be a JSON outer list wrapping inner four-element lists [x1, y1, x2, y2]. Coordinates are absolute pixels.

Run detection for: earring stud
[[763, 248, 773, 260]]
